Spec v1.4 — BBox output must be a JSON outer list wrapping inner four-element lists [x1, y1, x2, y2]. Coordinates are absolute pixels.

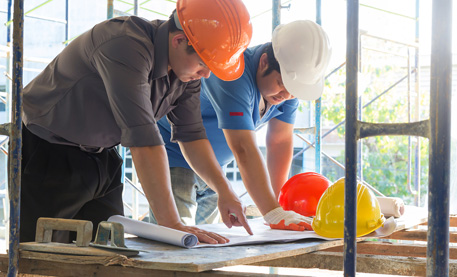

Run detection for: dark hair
[[262, 42, 281, 77], [168, 10, 197, 55]]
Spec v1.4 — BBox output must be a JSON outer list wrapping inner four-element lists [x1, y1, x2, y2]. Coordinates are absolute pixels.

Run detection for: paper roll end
[[183, 234, 199, 248], [377, 196, 405, 218]]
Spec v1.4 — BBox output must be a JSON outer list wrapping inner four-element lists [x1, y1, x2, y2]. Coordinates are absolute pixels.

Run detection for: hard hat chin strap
[[173, 10, 183, 31]]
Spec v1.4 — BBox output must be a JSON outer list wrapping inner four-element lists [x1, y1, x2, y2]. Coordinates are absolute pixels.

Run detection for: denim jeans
[[149, 167, 220, 225]]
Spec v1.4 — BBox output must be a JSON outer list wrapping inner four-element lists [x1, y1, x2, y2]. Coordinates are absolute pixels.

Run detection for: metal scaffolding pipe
[[107, 0, 114, 19], [314, 0, 322, 173], [427, 0, 452, 275], [65, 0, 69, 45], [8, 0, 24, 275], [345, 0, 359, 275], [272, 0, 281, 32], [358, 120, 430, 139]]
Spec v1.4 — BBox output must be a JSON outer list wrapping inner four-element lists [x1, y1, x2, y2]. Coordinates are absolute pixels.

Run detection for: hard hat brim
[[205, 55, 246, 82], [281, 70, 325, 101]]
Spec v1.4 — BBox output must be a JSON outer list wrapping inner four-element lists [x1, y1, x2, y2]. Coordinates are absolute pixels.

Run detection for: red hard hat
[[278, 172, 330, 217]]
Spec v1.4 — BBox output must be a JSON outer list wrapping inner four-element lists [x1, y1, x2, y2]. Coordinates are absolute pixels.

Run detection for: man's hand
[[218, 193, 253, 235], [178, 139, 253, 235], [264, 207, 313, 231], [171, 222, 230, 244]]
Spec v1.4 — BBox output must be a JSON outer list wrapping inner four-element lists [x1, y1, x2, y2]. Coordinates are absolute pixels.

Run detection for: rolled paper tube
[[376, 197, 405, 218], [108, 215, 198, 248]]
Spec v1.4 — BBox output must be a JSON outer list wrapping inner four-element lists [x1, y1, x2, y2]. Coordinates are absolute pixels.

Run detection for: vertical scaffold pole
[[427, 0, 452, 275], [314, 0, 322, 173], [8, 0, 24, 276], [107, 0, 114, 19], [344, 0, 359, 276], [272, 0, 281, 32]]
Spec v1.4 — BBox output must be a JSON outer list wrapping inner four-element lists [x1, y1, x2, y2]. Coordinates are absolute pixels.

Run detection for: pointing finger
[[233, 212, 253, 235]]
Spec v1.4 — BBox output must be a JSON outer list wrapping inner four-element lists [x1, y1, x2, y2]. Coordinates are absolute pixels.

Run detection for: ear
[[258, 53, 269, 73], [170, 32, 188, 49]]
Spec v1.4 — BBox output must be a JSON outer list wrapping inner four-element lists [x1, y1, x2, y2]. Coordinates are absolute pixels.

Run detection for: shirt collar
[[152, 20, 170, 80]]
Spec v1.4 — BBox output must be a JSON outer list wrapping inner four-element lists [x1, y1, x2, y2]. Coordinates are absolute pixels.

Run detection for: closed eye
[[277, 79, 284, 88]]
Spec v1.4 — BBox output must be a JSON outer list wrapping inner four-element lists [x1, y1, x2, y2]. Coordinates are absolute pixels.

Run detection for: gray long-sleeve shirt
[[23, 16, 207, 150]]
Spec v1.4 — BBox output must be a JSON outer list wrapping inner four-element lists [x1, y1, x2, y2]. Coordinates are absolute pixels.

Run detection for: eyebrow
[[199, 60, 209, 69]]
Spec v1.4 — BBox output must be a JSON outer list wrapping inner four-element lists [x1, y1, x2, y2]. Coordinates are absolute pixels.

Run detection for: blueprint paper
[[108, 216, 395, 249], [194, 217, 334, 248]]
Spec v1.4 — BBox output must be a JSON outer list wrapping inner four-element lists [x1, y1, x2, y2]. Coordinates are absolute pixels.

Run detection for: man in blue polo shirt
[[152, 20, 332, 231]]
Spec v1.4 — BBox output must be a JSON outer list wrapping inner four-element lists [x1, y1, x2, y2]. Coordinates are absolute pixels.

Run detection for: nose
[[198, 67, 211, 79], [281, 91, 294, 100]]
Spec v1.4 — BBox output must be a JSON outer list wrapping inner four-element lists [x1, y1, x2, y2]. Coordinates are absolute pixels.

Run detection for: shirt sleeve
[[91, 35, 164, 147], [202, 74, 257, 131], [275, 98, 299, 124], [167, 80, 208, 143]]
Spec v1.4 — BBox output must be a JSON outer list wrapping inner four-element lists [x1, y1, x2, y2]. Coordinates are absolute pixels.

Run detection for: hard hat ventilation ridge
[[218, 0, 242, 50]]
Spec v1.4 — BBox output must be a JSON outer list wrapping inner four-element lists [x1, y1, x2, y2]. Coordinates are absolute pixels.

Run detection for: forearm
[[232, 146, 280, 215], [129, 145, 181, 227], [266, 141, 293, 198], [266, 119, 294, 198]]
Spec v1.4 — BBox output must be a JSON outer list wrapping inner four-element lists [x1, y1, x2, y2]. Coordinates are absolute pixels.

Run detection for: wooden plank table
[[256, 207, 457, 276], [0, 206, 429, 276]]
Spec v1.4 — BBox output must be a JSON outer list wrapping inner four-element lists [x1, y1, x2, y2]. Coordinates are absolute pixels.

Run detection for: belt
[[79, 145, 105, 153]]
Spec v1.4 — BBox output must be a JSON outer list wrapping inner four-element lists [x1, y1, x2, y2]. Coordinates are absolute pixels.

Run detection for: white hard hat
[[272, 20, 332, 101]]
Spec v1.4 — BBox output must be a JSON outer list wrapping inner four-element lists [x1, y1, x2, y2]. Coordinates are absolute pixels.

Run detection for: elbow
[[231, 144, 258, 164]]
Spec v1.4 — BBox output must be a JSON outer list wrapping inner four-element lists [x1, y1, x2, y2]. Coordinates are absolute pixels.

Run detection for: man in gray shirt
[[21, 0, 253, 244]]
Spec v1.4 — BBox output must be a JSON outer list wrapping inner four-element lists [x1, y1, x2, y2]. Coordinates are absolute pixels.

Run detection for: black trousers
[[20, 125, 124, 243]]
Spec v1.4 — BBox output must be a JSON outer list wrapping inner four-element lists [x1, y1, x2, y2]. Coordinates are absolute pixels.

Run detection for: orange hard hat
[[278, 172, 330, 217], [176, 0, 252, 81]]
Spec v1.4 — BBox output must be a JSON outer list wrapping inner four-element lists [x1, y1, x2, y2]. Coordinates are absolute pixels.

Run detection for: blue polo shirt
[[158, 44, 299, 169]]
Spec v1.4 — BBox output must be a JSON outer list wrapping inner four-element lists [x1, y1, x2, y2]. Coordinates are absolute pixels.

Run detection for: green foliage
[[319, 50, 430, 206]]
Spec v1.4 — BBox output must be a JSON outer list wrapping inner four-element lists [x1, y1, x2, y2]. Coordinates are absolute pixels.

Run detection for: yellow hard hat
[[312, 178, 385, 238]]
